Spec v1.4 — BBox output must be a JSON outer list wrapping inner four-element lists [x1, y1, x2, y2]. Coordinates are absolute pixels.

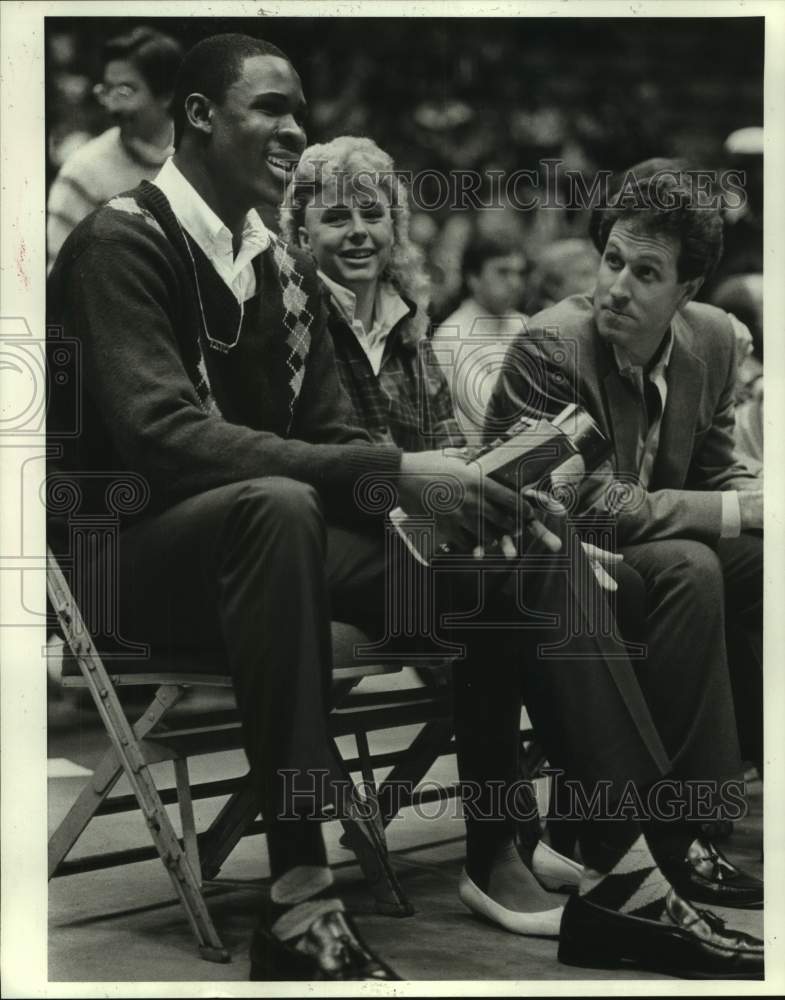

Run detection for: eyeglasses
[[93, 82, 138, 104]]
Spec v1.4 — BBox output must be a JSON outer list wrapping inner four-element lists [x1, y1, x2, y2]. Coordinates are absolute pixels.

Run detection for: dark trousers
[[110, 477, 744, 873], [621, 534, 762, 773], [451, 526, 746, 856]]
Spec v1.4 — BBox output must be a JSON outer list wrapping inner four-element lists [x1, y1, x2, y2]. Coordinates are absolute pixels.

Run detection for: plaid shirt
[[328, 298, 466, 453]]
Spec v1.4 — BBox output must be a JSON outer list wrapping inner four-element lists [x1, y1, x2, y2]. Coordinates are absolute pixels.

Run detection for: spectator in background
[[46, 26, 182, 272], [703, 131, 764, 468], [711, 274, 763, 398], [432, 228, 528, 440], [704, 126, 763, 297], [525, 238, 600, 314], [711, 273, 764, 467]]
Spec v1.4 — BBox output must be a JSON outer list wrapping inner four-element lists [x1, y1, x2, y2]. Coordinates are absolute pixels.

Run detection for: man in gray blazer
[[485, 167, 763, 899]]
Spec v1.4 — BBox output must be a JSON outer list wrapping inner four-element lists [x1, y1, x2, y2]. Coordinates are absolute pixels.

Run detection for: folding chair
[[47, 547, 459, 963]]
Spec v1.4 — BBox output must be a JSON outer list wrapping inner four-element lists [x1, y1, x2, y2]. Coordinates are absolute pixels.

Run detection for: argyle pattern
[[182, 234, 315, 424], [579, 833, 671, 921], [106, 196, 166, 240], [194, 354, 219, 415], [270, 233, 314, 432]]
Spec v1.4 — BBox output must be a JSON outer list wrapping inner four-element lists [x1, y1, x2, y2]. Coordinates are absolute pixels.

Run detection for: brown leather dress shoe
[[250, 909, 401, 981], [558, 889, 764, 979]]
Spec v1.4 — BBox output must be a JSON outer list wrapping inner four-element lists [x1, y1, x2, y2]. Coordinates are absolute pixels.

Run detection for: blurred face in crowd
[[558, 254, 600, 300], [538, 257, 599, 311], [468, 253, 527, 315], [98, 59, 172, 143], [299, 181, 395, 294], [205, 55, 307, 211], [594, 219, 699, 366]]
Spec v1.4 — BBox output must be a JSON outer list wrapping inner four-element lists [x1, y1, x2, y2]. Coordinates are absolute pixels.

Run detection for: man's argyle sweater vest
[[106, 183, 316, 434]]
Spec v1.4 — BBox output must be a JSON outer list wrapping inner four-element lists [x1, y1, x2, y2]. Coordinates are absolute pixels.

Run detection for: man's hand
[[581, 541, 623, 592], [738, 489, 763, 531], [398, 451, 563, 555]]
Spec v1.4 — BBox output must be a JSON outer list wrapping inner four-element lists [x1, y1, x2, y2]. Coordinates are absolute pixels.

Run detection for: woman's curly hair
[[279, 135, 431, 340]]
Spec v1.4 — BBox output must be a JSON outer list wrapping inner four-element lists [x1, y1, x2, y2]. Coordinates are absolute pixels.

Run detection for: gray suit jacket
[[484, 294, 759, 544]]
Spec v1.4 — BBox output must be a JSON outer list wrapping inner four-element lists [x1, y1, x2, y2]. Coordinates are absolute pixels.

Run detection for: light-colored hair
[[279, 135, 430, 340]]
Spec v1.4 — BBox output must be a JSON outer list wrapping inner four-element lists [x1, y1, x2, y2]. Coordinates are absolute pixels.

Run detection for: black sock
[[267, 817, 327, 879], [645, 817, 700, 873]]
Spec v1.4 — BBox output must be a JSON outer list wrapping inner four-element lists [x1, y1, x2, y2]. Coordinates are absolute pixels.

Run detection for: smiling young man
[[486, 169, 765, 920], [47, 33, 401, 982]]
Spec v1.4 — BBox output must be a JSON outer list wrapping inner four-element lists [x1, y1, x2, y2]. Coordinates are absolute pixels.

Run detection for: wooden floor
[[47, 694, 765, 985]]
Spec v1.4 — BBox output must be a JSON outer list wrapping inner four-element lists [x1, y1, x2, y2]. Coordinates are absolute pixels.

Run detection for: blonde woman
[[281, 136, 594, 939]]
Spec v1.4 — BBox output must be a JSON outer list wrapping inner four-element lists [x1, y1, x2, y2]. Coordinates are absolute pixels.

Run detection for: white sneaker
[[458, 870, 563, 938], [532, 841, 583, 893]]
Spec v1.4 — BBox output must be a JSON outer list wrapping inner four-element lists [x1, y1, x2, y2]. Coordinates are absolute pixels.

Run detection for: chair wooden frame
[[47, 547, 463, 963]]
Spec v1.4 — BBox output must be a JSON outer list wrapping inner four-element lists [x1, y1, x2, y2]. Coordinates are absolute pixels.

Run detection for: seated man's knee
[[228, 477, 324, 541], [670, 540, 724, 604]]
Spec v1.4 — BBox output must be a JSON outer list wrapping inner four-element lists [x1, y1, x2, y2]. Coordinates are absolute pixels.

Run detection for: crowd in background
[[45, 21, 761, 290], [45, 15, 764, 459]]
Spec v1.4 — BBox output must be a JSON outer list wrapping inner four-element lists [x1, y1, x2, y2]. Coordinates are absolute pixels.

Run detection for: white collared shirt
[[318, 273, 410, 376], [613, 327, 740, 538], [153, 157, 270, 303]]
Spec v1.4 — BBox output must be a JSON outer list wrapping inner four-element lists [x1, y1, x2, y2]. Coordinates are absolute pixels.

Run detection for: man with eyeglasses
[[46, 26, 182, 272]]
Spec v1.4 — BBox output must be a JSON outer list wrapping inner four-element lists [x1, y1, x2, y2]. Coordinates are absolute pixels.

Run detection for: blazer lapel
[[653, 314, 705, 488]]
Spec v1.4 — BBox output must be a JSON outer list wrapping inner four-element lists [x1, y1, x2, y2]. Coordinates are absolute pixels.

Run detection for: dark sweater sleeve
[[64, 232, 402, 509]]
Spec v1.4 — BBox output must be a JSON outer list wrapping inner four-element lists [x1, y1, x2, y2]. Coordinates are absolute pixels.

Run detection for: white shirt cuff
[[720, 491, 742, 538]]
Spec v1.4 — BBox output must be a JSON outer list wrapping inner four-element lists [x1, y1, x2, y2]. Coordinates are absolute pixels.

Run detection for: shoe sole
[[558, 950, 764, 981]]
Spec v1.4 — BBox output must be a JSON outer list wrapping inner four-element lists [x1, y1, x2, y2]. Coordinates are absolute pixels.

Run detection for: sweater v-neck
[[139, 181, 251, 354]]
